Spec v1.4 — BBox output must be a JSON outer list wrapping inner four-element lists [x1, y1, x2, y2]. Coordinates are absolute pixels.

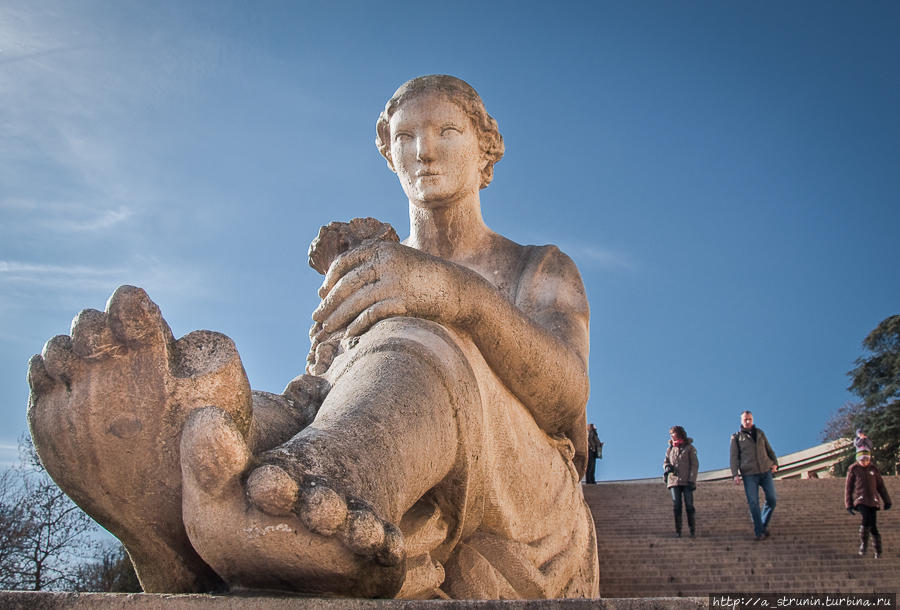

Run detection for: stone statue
[[26, 75, 599, 599]]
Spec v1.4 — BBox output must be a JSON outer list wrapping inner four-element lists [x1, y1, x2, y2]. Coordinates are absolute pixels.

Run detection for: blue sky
[[1, 1, 898, 481]]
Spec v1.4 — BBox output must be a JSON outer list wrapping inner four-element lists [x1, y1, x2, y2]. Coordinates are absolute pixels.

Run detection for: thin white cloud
[[0, 261, 133, 308], [0, 255, 210, 304], [0, 197, 40, 211], [568, 245, 637, 271], [45, 206, 134, 232], [0, 4, 217, 242], [0, 261, 127, 276], [0, 257, 208, 299], [0, 255, 213, 349], [512, 230, 638, 273], [1, 198, 134, 233]]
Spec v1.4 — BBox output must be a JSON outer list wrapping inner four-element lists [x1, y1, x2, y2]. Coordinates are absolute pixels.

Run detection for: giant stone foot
[[180, 406, 406, 597], [27, 285, 252, 593]]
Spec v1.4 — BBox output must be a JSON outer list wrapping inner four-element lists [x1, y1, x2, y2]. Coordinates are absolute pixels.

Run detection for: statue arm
[[312, 241, 589, 436], [469, 244, 589, 435]]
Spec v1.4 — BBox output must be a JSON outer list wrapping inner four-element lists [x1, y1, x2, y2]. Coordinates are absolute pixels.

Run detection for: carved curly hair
[[375, 75, 505, 189]]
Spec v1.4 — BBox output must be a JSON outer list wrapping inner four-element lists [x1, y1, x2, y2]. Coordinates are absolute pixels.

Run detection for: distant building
[[598, 439, 854, 485], [698, 439, 852, 482]]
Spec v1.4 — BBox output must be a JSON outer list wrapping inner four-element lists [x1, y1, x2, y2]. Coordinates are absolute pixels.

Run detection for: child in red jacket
[[845, 448, 892, 558]]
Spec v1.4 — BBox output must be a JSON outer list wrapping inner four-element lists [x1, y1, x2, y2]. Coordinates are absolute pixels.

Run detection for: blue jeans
[[742, 470, 776, 536]]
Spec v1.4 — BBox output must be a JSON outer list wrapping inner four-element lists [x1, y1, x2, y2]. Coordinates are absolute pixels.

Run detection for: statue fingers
[[309, 320, 323, 340], [70, 308, 121, 358], [317, 286, 382, 335], [318, 243, 379, 299], [313, 265, 378, 325], [40, 335, 78, 382], [345, 298, 407, 337], [27, 353, 56, 396], [107, 285, 171, 346]]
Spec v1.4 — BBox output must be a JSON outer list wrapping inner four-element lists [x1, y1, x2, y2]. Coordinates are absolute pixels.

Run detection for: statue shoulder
[[514, 244, 588, 315]]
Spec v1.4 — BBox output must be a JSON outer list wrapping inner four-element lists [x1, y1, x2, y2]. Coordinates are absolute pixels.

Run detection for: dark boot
[[687, 510, 696, 538], [858, 525, 870, 556], [673, 511, 682, 537], [872, 531, 882, 559]]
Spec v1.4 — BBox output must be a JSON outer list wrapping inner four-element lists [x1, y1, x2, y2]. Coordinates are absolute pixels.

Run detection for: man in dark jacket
[[730, 411, 778, 540], [585, 423, 602, 484]]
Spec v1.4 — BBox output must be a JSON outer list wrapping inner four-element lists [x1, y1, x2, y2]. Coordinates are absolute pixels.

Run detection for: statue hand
[[312, 241, 474, 338]]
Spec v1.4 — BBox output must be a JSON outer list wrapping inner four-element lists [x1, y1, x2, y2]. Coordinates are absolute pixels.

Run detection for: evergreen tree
[[824, 314, 900, 474]]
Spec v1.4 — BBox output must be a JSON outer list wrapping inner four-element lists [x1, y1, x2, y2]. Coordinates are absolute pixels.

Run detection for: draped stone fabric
[[317, 244, 598, 599]]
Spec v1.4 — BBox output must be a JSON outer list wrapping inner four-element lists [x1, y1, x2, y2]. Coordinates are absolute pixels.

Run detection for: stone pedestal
[[0, 592, 708, 609]]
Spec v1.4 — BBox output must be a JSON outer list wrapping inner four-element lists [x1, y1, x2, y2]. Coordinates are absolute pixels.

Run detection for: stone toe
[[246, 464, 299, 516], [342, 505, 386, 557], [297, 478, 348, 536], [181, 407, 250, 495], [376, 523, 405, 567]]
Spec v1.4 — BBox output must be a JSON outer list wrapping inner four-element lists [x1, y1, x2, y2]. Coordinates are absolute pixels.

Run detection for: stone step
[[585, 476, 900, 596]]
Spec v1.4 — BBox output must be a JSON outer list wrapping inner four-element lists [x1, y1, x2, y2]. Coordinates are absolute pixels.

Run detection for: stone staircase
[[584, 477, 900, 596]]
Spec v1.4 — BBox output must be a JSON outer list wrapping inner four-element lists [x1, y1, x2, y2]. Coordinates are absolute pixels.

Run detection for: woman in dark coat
[[845, 448, 892, 558], [664, 425, 699, 537]]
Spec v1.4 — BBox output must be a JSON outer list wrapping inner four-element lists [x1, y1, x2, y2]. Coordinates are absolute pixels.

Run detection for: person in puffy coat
[[845, 448, 892, 558], [664, 425, 699, 537]]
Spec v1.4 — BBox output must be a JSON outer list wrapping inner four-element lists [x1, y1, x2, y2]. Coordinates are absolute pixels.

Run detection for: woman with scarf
[[664, 425, 699, 537]]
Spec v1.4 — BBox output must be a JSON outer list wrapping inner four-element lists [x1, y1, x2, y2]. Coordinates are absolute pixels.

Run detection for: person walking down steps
[[664, 425, 699, 538], [730, 410, 778, 540], [585, 423, 603, 484], [845, 447, 892, 558]]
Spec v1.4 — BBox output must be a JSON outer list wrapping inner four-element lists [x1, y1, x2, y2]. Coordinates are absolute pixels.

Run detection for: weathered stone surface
[[308, 217, 399, 275], [27, 286, 252, 593], [306, 219, 402, 375], [26, 75, 597, 599], [0, 591, 708, 610]]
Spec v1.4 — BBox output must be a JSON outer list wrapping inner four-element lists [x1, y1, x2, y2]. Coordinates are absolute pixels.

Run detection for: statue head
[[376, 75, 505, 189]]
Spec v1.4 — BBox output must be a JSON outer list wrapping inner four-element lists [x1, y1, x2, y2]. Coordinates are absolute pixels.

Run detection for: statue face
[[389, 92, 484, 208]]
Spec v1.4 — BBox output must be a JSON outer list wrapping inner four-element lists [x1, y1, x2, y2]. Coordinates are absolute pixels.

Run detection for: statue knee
[[338, 317, 478, 393]]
